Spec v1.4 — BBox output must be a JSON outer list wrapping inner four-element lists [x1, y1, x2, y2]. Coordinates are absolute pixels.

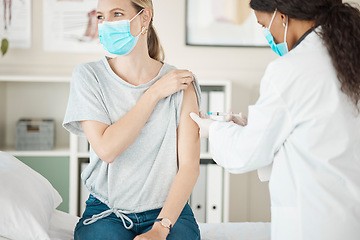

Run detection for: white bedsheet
[[48, 210, 79, 240], [198, 222, 270, 240], [2, 210, 271, 240]]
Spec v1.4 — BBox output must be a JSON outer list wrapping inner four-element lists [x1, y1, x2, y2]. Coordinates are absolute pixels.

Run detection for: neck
[[110, 40, 162, 86], [287, 19, 315, 50]]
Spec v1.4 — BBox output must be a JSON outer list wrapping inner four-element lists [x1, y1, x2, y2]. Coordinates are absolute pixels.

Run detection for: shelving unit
[[197, 80, 232, 223], [1, 76, 232, 222], [0, 76, 71, 213]]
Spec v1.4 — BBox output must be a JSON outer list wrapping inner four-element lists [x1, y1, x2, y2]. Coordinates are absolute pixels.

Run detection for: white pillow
[[0, 151, 62, 240]]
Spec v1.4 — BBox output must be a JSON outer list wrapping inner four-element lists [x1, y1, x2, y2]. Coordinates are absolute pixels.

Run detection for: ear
[[279, 13, 287, 27], [141, 8, 152, 28]]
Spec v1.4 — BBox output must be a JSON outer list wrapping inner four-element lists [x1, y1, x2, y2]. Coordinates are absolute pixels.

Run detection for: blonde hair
[[131, 0, 165, 61]]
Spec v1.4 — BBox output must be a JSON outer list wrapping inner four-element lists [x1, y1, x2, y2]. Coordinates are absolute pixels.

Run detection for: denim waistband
[[83, 195, 163, 230]]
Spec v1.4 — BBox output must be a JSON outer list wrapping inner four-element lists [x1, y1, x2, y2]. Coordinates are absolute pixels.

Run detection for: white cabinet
[[194, 80, 232, 223]]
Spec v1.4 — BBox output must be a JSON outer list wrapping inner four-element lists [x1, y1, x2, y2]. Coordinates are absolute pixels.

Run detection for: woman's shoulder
[[161, 61, 177, 74], [161, 62, 201, 108]]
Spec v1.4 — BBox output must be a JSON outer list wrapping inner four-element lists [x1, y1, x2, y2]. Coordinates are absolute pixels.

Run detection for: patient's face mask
[[98, 9, 145, 55], [263, 10, 289, 56]]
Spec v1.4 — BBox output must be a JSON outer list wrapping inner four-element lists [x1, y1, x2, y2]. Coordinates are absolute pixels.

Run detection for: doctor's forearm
[[209, 121, 271, 174]]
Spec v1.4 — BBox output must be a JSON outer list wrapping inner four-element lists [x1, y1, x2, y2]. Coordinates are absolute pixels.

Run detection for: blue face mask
[[98, 9, 144, 55], [263, 10, 289, 56]]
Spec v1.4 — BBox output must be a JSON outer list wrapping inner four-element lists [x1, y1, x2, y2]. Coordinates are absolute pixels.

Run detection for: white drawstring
[[83, 208, 134, 230]]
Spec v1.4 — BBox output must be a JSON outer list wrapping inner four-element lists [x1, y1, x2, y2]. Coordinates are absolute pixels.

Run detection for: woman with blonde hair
[[63, 0, 201, 239]]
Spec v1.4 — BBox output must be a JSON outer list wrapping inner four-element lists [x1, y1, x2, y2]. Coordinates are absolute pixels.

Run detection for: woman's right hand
[[149, 69, 194, 101]]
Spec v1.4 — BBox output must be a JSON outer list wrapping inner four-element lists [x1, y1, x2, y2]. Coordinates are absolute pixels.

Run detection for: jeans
[[74, 195, 200, 240]]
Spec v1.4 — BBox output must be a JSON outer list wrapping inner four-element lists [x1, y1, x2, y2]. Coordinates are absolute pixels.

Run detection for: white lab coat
[[209, 30, 360, 240]]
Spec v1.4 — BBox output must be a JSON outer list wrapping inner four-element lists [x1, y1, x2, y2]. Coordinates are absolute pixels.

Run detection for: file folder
[[200, 91, 209, 153], [206, 164, 223, 223], [190, 164, 207, 222]]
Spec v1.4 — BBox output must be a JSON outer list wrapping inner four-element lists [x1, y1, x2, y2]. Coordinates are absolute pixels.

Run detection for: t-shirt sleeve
[[62, 64, 112, 136], [175, 75, 201, 127]]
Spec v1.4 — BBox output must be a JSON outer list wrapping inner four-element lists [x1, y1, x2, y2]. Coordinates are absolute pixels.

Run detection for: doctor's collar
[[292, 27, 314, 49]]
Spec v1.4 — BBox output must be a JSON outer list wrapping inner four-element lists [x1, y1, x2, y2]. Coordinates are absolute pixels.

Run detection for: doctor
[[191, 0, 360, 239]]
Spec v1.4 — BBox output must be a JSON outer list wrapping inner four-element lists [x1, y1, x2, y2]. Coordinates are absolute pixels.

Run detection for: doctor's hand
[[190, 112, 215, 138], [225, 111, 248, 126], [149, 69, 194, 101]]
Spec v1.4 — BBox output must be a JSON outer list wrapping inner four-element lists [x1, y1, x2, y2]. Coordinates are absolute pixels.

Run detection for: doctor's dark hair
[[131, 0, 165, 61], [250, 0, 360, 111]]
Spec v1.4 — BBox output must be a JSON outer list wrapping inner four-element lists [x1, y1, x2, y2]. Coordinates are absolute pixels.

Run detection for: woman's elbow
[[97, 152, 116, 163], [101, 156, 116, 164], [93, 145, 120, 164]]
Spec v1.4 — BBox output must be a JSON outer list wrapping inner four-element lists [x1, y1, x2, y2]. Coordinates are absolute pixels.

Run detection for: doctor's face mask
[[98, 9, 145, 55], [263, 10, 289, 56]]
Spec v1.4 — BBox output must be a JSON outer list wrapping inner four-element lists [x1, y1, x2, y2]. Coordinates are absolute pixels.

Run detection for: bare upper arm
[[177, 83, 200, 168]]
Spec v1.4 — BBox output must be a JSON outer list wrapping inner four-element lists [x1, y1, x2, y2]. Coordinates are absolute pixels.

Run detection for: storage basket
[[15, 119, 55, 151]]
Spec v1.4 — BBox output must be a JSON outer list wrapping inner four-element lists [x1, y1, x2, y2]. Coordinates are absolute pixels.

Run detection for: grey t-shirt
[[63, 57, 201, 213]]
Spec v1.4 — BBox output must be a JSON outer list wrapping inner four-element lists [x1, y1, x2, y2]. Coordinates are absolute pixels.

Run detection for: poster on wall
[[43, 0, 105, 53], [0, 0, 32, 48], [186, 0, 268, 47]]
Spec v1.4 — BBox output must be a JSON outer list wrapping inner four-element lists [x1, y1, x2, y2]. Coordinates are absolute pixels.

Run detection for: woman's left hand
[[133, 223, 169, 240]]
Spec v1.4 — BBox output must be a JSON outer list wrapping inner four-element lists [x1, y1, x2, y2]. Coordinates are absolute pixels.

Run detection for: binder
[[200, 91, 209, 153], [190, 164, 207, 222], [208, 91, 225, 121], [201, 137, 208, 154], [206, 164, 223, 223], [200, 91, 209, 114]]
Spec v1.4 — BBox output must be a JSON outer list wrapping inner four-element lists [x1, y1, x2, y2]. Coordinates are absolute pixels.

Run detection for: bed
[[0, 151, 270, 240]]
